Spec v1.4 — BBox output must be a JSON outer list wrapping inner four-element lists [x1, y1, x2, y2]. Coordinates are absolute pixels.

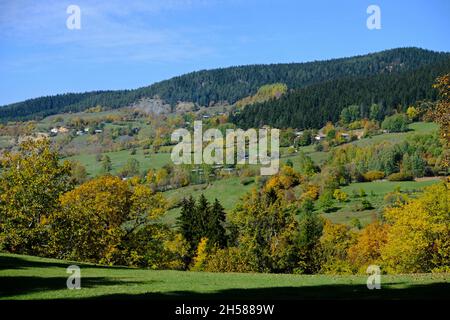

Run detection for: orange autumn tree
[[347, 221, 389, 273], [264, 165, 302, 194]]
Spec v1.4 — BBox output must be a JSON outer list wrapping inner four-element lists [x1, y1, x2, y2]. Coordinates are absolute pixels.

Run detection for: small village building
[[314, 133, 326, 141]]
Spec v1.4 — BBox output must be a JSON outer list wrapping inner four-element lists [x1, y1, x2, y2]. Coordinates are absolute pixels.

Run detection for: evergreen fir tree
[[207, 199, 227, 248], [177, 196, 197, 250], [195, 194, 210, 242]]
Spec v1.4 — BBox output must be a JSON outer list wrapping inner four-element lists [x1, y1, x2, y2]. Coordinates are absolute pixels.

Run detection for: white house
[[314, 133, 326, 141]]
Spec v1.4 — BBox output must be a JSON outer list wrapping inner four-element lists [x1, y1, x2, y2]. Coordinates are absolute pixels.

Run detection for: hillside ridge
[[0, 47, 449, 122]]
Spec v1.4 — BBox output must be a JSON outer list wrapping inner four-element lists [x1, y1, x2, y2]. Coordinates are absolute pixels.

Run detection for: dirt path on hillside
[[415, 176, 446, 182]]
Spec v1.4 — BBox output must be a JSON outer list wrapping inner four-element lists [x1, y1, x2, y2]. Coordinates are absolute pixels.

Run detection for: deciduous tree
[[0, 139, 72, 255]]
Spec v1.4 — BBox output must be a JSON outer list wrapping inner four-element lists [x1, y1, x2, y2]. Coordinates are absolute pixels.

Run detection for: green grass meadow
[[65, 149, 171, 176], [1, 253, 449, 300], [350, 122, 438, 147], [323, 178, 442, 226]]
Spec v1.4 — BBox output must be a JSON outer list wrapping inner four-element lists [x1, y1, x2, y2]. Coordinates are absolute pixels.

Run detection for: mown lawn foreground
[[1, 253, 449, 300]]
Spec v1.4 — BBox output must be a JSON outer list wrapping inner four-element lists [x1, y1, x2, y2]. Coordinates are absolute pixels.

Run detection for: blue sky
[[0, 0, 449, 105]]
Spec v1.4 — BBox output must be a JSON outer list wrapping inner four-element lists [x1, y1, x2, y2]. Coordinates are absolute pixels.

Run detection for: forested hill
[[231, 58, 450, 130], [1, 47, 449, 122]]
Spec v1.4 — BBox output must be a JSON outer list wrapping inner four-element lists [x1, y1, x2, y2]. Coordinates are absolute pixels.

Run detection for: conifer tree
[[177, 196, 197, 251], [207, 199, 227, 248]]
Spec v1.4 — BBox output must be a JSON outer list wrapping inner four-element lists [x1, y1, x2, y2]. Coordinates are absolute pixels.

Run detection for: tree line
[[231, 58, 450, 130], [0, 137, 448, 274], [1, 48, 449, 122]]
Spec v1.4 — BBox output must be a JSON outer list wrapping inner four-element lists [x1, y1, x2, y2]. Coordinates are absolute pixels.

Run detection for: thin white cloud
[[0, 0, 230, 67]]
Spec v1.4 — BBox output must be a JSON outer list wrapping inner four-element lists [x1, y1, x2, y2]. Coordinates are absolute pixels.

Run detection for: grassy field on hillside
[[61, 122, 437, 177], [281, 122, 438, 170], [163, 177, 256, 226], [323, 178, 442, 225], [341, 179, 440, 194], [284, 150, 328, 167], [351, 122, 438, 147], [1, 253, 449, 300], [38, 109, 127, 128], [59, 120, 442, 228], [65, 149, 171, 176], [163, 177, 442, 228]]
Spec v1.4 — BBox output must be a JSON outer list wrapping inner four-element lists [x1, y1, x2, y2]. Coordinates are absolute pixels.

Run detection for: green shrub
[[355, 199, 374, 211], [359, 188, 367, 197], [351, 190, 360, 198], [240, 177, 255, 185], [350, 218, 362, 230], [348, 120, 364, 130], [314, 143, 324, 152], [362, 170, 385, 182], [387, 172, 414, 181], [204, 247, 255, 273], [333, 189, 349, 202], [318, 191, 335, 213], [381, 113, 409, 132]]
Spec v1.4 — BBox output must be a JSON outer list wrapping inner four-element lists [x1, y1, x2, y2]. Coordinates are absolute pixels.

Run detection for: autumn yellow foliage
[[49, 175, 167, 264], [381, 182, 450, 273], [317, 220, 357, 274], [348, 221, 389, 273], [191, 237, 209, 271]]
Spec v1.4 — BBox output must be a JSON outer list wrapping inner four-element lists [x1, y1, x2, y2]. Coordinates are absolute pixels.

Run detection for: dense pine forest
[[231, 58, 450, 129], [1, 47, 449, 122]]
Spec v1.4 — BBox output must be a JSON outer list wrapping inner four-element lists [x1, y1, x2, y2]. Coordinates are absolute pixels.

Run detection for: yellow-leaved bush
[[381, 182, 450, 273], [49, 175, 168, 266], [191, 237, 209, 271]]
